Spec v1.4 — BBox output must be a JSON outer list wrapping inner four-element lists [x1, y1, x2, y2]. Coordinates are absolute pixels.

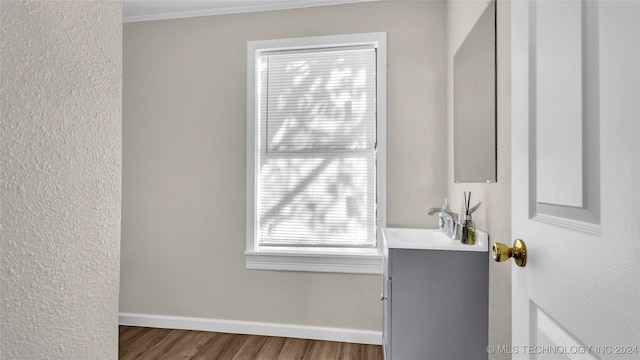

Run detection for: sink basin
[[381, 227, 488, 252], [383, 228, 452, 247]]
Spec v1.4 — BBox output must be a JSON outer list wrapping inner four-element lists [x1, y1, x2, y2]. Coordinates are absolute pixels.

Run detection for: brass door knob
[[492, 239, 527, 267]]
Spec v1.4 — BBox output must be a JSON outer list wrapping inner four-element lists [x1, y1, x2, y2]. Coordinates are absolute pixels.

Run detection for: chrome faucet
[[428, 202, 481, 240], [427, 208, 460, 240]]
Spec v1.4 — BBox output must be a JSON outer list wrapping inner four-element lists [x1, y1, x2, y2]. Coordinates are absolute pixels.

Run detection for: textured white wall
[[1, 1, 122, 359], [121, 1, 446, 332], [446, 1, 511, 358]]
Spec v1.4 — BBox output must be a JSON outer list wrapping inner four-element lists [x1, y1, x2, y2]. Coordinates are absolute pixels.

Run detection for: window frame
[[246, 32, 386, 274]]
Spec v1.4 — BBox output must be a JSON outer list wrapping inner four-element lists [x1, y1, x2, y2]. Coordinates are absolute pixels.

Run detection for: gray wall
[[446, 1, 511, 358], [121, 1, 447, 331], [1, 1, 122, 359]]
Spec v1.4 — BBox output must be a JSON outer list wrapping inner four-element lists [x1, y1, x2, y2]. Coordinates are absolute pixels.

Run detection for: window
[[246, 33, 386, 274]]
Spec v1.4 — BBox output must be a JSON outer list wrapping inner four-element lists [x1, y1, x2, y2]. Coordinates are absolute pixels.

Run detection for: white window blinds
[[257, 46, 377, 247]]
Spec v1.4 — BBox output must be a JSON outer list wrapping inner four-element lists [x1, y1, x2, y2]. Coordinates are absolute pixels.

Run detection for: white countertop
[[381, 227, 488, 252]]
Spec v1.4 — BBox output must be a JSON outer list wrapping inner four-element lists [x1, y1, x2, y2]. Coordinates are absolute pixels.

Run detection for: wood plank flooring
[[119, 326, 383, 360]]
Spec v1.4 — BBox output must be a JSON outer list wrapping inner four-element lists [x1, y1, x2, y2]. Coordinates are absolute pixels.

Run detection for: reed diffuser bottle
[[461, 192, 476, 245]]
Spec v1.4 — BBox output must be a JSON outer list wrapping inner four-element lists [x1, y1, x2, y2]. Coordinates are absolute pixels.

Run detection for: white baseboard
[[119, 312, 382, 345]]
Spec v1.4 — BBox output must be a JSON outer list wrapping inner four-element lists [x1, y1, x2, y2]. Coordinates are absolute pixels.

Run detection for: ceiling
[[123, 0, 378, 23]]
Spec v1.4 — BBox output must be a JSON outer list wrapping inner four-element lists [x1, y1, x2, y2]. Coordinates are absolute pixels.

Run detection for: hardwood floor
[[119, 326, 383, 360]]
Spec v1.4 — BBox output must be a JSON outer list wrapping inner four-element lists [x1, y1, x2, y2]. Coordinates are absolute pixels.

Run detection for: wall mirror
[[454, 1, 496, 183]]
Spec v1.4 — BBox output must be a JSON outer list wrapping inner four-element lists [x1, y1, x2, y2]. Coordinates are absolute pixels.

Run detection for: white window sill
[[245, 247, 383, 274]]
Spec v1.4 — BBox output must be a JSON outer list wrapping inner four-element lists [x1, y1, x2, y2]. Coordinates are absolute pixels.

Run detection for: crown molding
[[124, 0, 379, 23]]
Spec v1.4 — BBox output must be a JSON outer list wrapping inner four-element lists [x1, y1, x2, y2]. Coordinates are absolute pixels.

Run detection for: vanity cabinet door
[[388, 249, 488, 360], [382, 276, 391, 360], [382, 246, 391, 359]]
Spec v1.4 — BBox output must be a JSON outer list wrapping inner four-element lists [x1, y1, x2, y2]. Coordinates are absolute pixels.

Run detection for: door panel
[[531, 0, 601, 227], [533, 306, 598, 360], [535, 0, 583, 208], [512, 1, 640, 359]]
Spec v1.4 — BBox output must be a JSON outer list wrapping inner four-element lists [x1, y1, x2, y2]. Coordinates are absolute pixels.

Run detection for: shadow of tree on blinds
[[259, 50, 375, 246]]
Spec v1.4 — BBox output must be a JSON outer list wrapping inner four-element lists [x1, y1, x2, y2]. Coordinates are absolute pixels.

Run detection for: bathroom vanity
[[381, 228, 488, 360]]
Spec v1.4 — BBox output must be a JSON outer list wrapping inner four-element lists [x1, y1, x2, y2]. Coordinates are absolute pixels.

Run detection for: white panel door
[[511, 1, 640, 359]]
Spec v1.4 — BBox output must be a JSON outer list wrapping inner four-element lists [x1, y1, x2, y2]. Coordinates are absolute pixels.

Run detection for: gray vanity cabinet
[[382, 246, 488, 360]]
